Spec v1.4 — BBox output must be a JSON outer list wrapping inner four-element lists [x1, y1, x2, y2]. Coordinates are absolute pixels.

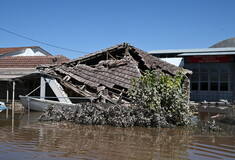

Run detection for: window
[[189, 66, 199, 90], [210, 83, 218, 91], [200, 82, 208, 90], [200, 73, 208, 81], [220, 72, 228, 81], [200, 67, 208, 90], [220, 70, 229, 91], [186, 63, 234, 92], [191, 72, 199, 81], [230, 83, 234, 91], [210, 72, 218, 81], [210, 70, 218, 91], [220, 83, 228, 91], [191, 83, 198, 90]]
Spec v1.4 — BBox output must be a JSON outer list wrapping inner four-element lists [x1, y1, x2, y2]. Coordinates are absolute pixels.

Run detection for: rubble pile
[[38, 103, 169, 128]]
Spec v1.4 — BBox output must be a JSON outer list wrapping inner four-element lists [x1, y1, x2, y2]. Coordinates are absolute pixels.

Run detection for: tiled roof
[[134, 47, 184, 75], [0, 46, 40, 55], [54, 60, 141, 89], [69, 43, 191, 75], [0, 55, 69, 68], [41, 43, 191, 92]]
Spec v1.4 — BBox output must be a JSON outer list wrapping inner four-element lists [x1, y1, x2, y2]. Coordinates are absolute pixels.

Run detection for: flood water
[[0, 111, 235, 160]]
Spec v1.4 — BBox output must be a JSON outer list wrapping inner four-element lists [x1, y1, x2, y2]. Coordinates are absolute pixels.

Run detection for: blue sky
[[0, 0, 235, 59]]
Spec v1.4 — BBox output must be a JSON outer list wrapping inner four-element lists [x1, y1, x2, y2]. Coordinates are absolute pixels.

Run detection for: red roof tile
[[0, 46, 41, 55], [0, 55, 70, 68]]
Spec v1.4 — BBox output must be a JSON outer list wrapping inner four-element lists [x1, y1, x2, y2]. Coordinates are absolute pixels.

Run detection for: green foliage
[[128, 69, 192, 126]]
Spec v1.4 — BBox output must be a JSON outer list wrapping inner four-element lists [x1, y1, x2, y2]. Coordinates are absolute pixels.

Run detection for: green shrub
[[128, 70, 192, 126]]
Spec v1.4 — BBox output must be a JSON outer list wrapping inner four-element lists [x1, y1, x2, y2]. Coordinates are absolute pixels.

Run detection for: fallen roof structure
[[35, 43, 192, 103]]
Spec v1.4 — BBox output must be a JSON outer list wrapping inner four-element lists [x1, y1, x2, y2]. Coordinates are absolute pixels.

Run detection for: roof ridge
[[0, 55, 69, 60], [0, 46, 42, 56], [0, 46, 39, 49], [69, 42, 128, 63]]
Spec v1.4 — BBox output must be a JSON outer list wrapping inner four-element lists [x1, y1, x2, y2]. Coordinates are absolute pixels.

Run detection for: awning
[[178, 52, 235, 56], [160, 58, 184, 67]]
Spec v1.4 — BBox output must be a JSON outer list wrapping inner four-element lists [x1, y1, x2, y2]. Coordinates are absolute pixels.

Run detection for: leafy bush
[[128, 70, 192, 126]]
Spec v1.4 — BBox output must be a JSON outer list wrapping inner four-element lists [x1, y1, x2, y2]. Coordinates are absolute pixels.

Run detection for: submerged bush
[[128, 70, 192, 126], [38, 103, 170, 127], [38, 70, 192, 128]]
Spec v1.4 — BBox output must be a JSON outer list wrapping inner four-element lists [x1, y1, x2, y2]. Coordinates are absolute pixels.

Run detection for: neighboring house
[[149, 38, 235, 102], [0, 46, 70, 100], [0, 55, 69, 80]]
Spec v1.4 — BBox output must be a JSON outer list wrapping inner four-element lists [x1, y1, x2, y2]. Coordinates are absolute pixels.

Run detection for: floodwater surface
[[0, 111, 235, 160]]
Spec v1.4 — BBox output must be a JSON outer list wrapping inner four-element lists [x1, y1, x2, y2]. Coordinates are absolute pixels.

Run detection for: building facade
[[149, 38, 235, 102]]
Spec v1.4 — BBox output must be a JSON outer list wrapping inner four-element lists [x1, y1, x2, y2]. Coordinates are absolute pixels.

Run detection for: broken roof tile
[[40, 43, 191, 96]]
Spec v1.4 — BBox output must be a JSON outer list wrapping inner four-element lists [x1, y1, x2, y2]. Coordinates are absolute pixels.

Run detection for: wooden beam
[[61, 81, 97, 97], [6, 83, 9, 119], [108, 52, 116, 60], [125, 45, 129, 55], [106, 52, 109, 60]]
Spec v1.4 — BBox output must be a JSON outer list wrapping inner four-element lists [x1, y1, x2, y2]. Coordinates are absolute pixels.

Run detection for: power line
[[0, 27, 88, 54]]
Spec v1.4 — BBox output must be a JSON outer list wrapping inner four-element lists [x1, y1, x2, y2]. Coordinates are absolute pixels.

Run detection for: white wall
[[13, 48, 44, 56], [0, 47, 51, 58]]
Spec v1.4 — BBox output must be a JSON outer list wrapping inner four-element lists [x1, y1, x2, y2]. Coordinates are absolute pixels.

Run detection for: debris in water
[[38, 103, 170, 128]]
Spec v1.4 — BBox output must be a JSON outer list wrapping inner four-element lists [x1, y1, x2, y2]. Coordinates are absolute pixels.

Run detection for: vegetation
[[128, 70, 192, 126]]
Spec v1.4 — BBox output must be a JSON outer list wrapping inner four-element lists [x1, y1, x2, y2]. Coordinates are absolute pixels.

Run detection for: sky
[[0, 0, 235, 59]]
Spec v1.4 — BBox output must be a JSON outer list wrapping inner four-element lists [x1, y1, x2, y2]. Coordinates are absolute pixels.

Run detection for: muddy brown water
[[0, 111, 235, 160]]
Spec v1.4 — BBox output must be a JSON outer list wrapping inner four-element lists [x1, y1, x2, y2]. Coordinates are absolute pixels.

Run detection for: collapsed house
[[35, 43, 192, 103]]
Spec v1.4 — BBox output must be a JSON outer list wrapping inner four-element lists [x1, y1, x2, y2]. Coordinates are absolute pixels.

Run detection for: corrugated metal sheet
[[178, 52, 235, 56], [148, 48, 235, 54]]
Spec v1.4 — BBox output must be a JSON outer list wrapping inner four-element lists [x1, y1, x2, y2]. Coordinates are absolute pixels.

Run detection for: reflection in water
[[0, 111, 235, 160]]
